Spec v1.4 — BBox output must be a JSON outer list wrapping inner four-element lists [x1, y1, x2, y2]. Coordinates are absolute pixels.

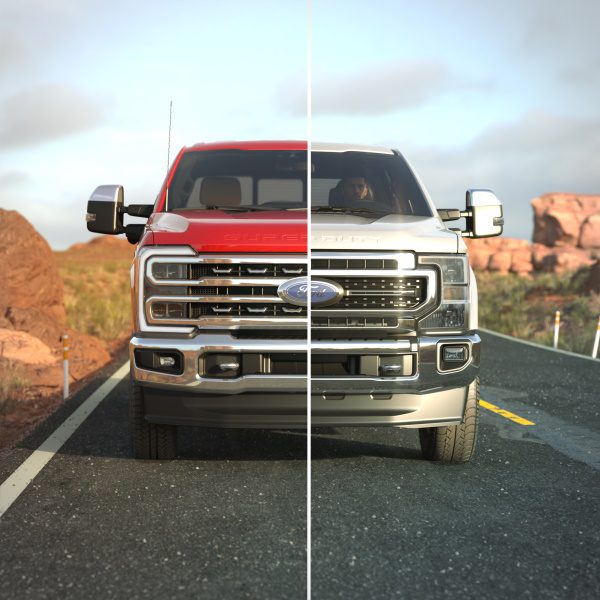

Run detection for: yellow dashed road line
[[480, 399, 536, 426]]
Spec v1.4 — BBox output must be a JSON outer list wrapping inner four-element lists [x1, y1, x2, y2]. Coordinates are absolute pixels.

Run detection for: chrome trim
[[146, 315, 307, 328], [131, 333, 307, 394], [153, 277, 288, 287], [138, 249, 308, 333], [137, 246, 196, 334], [148, 295, 286, 304]]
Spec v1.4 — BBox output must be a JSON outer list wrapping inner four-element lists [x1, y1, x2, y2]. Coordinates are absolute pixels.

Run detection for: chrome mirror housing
[[464, 189, 503, 238], [86, 185, 125, 235]]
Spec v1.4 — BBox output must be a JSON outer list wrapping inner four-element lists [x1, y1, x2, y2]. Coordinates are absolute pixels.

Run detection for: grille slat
[[191, 264, 307, 278], [146, 256, 307, 328], [311, 258, 398, 271]]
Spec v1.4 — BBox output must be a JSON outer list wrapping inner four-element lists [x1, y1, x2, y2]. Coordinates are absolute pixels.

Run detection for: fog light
[[443, 345, 467, 362], [133, 349, 183, 374], [440, 344, 469, 372], [158, 356, 176, 368]]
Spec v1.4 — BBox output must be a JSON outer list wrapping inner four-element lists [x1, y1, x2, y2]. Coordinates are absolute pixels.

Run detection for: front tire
[[129, 381, 177, 460], [419, 377, 479, 464]]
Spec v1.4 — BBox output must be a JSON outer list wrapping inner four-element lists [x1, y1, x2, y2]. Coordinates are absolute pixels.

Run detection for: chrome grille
[[311, 252, 436, 332], [145, 255, 307, 330]]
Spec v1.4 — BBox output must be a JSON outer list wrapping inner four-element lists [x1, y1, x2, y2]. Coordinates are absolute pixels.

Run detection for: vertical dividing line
[[306, 1, 312, 598]]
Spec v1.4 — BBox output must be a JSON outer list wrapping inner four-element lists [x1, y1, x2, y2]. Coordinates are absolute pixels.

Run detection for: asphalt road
[[0, 369, 307, 600], [1, 331, 599, 599], [311, 331, 600, 599]]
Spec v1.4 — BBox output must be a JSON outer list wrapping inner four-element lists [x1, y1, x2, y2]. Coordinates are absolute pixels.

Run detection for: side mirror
[[86, 185, 125, 235], [464, 189, 503, 238], [86, 185, 154, 244]]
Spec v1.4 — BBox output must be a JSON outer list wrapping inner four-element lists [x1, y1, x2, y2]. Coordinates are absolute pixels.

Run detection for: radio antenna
[[165, 100, 173, 212]]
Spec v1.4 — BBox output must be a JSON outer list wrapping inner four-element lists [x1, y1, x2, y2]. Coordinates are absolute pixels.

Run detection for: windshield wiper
[[311, 206, 389, 217]]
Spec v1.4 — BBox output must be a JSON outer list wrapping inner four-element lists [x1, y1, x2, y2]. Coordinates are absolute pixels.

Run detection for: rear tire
[[419, 377, 479, 464], [130, 381, 177, 460]]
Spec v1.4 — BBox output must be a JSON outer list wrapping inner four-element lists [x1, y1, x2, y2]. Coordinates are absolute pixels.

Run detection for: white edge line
[[480, 328, 600, 363], [0, 361, 130, 518]]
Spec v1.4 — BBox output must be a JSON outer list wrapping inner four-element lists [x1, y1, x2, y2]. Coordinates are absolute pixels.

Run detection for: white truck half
[[309, 143, 503, 463]]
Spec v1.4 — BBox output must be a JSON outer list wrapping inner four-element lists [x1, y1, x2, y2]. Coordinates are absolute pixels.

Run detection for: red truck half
[[86, 141, 308, 458]]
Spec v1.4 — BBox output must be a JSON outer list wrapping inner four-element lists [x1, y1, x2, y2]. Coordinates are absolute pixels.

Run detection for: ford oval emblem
[[277, 277, 344, 307]]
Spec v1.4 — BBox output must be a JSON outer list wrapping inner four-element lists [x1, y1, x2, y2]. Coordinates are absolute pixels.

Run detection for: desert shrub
[[57, 255, 132, 341], [0, 361, 29, 414], [477, 270, 600, 356]]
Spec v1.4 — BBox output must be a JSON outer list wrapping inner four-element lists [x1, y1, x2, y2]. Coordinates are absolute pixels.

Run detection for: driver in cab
[[330, 176, 373, 208]]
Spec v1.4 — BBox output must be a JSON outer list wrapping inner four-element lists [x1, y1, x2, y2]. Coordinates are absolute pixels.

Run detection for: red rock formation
[[0, 210, 66, 325], [466, 193, 600, 276], [66, 235, 134, 260], [532, 193, 600, 248], [579, 214, 600, 250], [464, 238, 533, 275], [0, 209, 111, 395], [583, 260, 600, 294]]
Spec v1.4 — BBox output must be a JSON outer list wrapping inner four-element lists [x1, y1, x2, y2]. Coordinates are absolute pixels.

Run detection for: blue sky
[[1, 0, 598, 247]]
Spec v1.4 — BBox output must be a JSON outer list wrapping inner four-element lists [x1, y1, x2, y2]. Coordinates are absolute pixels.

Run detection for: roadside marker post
[[62, 334, 69, 399], [553, 310, 561, 349], [592, 316, 600, 359]]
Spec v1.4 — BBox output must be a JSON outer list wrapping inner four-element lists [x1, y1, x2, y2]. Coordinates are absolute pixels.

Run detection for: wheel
[[418, 377, 479, 464], [129, 380, 177, 460]]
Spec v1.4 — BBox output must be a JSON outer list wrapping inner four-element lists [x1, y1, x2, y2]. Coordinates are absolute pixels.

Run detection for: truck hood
[[311, 213, 463, 253], [145, 209, 307, 253]]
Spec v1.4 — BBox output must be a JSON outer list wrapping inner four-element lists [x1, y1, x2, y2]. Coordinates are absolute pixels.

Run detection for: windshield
[[166, 150, 307, 211], [311, 151, 433, 217]]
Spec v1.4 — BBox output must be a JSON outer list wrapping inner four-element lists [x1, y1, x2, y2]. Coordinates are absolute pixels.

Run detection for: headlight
[[151, 302, 188, 320], [419, 256, 467, 284], [145, 259, 191, 324], [152, 262, 188, 280], [418, 255, 469, 331]]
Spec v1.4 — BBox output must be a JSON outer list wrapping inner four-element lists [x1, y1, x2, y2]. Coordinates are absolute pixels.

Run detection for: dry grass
[[477, 270, 600, 356], [0, 359, 29, 415], [55, 245, 133, 342]]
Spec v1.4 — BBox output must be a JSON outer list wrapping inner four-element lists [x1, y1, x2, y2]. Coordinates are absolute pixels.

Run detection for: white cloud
[[0, 84, 105, 150], [403, 111, 600, 240], [0, 170, 31, 187], [281, 60, 489, 116]]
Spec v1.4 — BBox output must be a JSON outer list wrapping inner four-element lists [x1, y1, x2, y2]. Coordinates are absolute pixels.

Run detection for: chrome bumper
[[130, 333, 308, 394], [311, 334, 480, 395]]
